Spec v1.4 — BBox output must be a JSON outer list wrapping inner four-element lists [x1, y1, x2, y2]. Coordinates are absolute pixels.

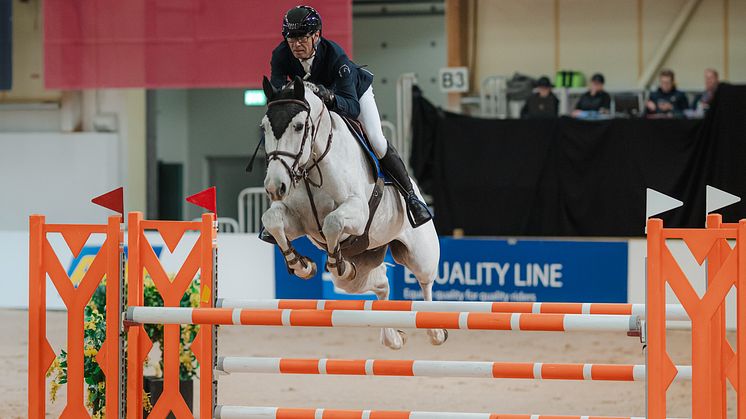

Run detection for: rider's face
[[287, 32, 319, 60]]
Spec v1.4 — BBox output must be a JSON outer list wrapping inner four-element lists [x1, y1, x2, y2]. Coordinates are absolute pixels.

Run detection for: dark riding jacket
[[270, 37, 373, 118]]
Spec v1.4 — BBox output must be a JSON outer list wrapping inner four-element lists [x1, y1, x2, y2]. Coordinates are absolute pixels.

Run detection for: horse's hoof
[[397, 329, 408, 346], [381, 328, 405, 350], [296, 258, 317, 280], [427, 328, 448, 346]]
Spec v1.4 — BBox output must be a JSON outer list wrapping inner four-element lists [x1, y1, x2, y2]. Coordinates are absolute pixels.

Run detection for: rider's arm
[[270, 48, 290, 90], [329, 56, 361, 118]]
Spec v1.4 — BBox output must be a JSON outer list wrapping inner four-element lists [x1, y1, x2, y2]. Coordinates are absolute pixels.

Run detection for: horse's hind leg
[[390, 238, 447, 346], [331, 248, 405, 350], [367, 263, 407, 350], [418, 280, 448, 345], [262, 203, 316, 279]]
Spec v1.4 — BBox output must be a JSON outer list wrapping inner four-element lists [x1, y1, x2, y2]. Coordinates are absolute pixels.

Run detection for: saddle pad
[[339, 115, 391, 184]]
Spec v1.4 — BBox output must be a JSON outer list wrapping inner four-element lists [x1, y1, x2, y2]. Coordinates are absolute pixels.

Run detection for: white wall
[[155, 90, 189, 164], [353, 13, 447, 121], [0, 133, 121, 230]]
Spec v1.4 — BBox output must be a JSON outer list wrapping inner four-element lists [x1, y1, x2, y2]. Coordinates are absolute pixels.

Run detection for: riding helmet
[[282, 6, 322, 38]]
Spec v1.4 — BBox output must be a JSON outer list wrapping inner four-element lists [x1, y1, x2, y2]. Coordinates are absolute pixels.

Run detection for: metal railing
[[237, 187, 270, 233], [396, 73, 416, 172], [480, 76, 508, 118]]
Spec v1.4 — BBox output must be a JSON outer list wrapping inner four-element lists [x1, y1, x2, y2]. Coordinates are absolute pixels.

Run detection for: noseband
[[265, 98, 333, 188]]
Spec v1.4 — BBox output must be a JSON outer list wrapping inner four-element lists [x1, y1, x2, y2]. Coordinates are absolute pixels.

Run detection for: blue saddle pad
[[340, 115, 391, 184]]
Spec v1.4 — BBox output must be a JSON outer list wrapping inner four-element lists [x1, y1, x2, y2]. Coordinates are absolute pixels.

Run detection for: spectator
[[572, 73, 611, 118], [645, 69, 689, 118], [692, 68, 719, 112], [521, 76, 559, 119]]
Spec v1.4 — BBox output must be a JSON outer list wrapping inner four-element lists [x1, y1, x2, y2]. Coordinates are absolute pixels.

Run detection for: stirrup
[[405, 195, 432, 228]]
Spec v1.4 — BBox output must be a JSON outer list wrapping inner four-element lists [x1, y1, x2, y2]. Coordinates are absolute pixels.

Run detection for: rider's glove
[[315, 84, 336, 108]]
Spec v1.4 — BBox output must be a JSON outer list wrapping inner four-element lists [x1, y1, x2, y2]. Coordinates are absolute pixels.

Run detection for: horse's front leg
[[323, 196, 368, 280], [262, 203, 317, 279]]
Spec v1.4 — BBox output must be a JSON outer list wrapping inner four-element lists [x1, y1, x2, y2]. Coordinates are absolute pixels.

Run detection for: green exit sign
[[244, 90, 267, 107]]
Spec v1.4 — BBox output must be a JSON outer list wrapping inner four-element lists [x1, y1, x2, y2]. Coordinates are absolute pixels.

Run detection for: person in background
[[645, 69, 689, 118], [521, 76, 559, 119], [571, 73, 611, 118], [692, 68, 719, 112]]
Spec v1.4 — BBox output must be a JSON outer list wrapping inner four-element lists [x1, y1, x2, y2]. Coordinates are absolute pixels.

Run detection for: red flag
[[187, 187, 217, 214], [91, 187, 124, 216]]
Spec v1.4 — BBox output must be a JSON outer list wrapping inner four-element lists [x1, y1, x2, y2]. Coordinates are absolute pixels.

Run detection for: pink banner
[[44, 0, 351, 89]]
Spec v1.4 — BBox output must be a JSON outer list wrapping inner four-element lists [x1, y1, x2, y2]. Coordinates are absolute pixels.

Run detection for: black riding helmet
[[282, 6, 322, 38]]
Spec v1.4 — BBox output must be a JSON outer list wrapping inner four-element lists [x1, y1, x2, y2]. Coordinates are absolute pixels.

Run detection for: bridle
[[265, 97, 334, 188], [263, 91, 385, 263]]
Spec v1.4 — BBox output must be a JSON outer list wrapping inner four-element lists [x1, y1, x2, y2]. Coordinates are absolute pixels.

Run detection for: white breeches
[[357, 86, 389, 159]]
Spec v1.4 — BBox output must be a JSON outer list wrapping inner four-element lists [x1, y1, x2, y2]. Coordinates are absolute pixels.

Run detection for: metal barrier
[[237, 187, 270, 233], [480, 76, 508, 118]]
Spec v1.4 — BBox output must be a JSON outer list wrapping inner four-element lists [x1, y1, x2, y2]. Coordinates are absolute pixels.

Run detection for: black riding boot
[[258, 227, 277, 244], [379, 144, 432, 228]]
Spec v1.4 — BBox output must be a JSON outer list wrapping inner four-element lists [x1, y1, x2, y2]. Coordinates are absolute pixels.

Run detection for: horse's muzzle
[[266, 180, 288, 201]]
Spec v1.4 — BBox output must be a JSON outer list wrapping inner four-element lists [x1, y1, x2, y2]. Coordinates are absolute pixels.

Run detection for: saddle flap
[[339, 115, 389, 183]]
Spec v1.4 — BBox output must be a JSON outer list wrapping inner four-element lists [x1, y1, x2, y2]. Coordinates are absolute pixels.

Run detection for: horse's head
[[261, 75, 326, 201]]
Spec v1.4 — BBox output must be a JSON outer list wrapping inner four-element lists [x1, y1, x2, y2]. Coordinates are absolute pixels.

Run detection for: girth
[[307, 177, 385, 258]]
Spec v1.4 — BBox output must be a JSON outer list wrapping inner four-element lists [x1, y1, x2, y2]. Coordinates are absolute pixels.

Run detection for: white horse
[[260, 76, 446, 349]]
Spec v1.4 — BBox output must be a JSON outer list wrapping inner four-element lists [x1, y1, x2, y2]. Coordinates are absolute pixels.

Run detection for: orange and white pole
[[213, 406, 686, 419], [217, 299, 688, 320], [216, 356, 692, 382], [125, 307, 638, 333]]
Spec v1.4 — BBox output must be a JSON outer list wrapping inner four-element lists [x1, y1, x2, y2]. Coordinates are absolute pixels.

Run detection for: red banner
[[44, 0, 351, 89]]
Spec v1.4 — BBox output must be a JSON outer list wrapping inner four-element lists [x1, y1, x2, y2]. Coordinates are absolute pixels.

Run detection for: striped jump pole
[[215, 356, 693, 382], [213, 406, 686, 419], [217, 299, 689, 321], [125, 307, 639, 333]]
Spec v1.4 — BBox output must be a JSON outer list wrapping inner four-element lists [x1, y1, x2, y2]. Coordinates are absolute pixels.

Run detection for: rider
[[267, 5, 432, 228]]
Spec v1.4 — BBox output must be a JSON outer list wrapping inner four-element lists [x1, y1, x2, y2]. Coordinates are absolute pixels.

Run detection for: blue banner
[[276, 237, 628, 303]]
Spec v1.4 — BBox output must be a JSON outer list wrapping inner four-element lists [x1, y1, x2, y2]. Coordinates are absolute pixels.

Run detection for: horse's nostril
[[280, 183, 287, 196]]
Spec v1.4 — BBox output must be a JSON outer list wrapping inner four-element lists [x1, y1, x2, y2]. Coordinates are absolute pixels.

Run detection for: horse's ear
[[262, 76, 276, 102], [293, 76, 305, 101]]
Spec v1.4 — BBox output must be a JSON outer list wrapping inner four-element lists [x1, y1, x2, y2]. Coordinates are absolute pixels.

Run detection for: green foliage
[[143, 275, 201, 380], [47, 292, 108, 418], [47, 275, 202, 417]]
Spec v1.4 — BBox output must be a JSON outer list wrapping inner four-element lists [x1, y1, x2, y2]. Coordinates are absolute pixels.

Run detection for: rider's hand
[[315, 84, 336, 108]]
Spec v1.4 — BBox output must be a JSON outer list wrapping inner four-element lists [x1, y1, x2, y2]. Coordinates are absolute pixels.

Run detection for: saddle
[[338, 115, 391, 185]]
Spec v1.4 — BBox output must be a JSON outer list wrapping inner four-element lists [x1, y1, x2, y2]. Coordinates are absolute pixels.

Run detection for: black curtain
[[410, 84, 746, 236]]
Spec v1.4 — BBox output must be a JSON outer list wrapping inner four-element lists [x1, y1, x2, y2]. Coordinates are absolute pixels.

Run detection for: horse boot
[[378, 144, 432, 228], [258, 226, 277, 244]]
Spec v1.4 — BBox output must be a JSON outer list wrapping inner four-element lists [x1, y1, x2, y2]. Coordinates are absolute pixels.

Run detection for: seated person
[[521, 76, 559, 119], [572, 73, 611, 118], [692, 68, 719, 112], [645, 69, 689, 118]]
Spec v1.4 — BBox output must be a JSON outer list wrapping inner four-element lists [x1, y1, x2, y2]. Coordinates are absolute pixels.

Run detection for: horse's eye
[[294, 123, 304, 132]]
